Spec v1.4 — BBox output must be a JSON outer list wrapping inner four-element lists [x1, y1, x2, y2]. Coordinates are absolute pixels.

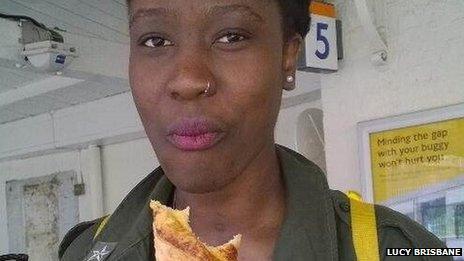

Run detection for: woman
[[59, 0, 449, 260]]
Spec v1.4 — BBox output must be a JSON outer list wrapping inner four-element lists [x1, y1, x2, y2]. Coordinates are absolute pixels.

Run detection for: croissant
[[150, 200, 241, 261]]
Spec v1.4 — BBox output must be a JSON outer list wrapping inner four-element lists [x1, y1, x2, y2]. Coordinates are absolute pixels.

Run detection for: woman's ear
[[282, 34, 303, 90]]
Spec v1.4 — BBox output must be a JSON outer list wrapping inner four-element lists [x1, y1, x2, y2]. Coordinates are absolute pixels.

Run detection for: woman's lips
[[168, 132, 224, 151], [166, 118, 225, 151]]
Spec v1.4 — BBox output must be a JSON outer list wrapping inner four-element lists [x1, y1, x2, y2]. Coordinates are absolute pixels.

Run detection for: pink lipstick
[[166, 118, 225, 151]]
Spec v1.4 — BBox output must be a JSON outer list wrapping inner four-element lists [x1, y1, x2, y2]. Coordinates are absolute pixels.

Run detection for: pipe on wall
[[353, 0, 388, 64], [80, 145, 104, 218]]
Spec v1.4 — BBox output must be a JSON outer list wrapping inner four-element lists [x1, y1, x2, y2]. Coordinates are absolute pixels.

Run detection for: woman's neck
[[173, 143, 286, 247]]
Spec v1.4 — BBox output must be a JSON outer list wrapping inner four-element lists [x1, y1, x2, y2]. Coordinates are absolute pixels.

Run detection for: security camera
[[21, 40, 78, 73]]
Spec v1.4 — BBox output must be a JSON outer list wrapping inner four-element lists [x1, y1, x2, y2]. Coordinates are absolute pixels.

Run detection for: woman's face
[[129, 0, 300, 193]]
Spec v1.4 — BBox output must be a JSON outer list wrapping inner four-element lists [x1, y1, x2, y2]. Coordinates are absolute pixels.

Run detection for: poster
[[358, 104, 464, 249], [369, 117, 464, 203]]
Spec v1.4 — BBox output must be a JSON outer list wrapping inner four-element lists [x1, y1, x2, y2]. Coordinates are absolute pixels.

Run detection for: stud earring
[[286, 75, 294, 83], [284, 75, 296, 91]]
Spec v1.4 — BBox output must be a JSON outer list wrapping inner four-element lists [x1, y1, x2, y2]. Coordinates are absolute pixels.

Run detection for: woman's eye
[[216, 33, 247, 44], [143, 37, 173, 48]]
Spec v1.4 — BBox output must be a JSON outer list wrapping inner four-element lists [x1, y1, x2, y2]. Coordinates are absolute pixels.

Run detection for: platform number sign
[[304, 2, 338, 71], [315, 22, 330, 60]]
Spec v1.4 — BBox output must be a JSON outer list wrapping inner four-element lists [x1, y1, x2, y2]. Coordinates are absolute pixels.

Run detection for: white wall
[[100, 138, 158, 213], [0, 150, 88, 252], [276, 99, 322, 150], [0, 139, 158, 254], [321, 0, 464, 193]]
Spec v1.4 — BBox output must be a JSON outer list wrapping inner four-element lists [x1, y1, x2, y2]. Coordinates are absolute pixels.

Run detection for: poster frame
[[357, 103, 464, 203]]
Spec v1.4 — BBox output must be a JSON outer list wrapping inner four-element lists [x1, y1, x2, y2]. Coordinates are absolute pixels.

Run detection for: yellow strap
[[348, 194, 380, 261], [94, 215, 111, 240], [347, 190, 363, 201]]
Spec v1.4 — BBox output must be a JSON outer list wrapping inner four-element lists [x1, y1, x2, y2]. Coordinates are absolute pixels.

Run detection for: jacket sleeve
[[375, 204, 453, 261], [330, 190, 453, 261]]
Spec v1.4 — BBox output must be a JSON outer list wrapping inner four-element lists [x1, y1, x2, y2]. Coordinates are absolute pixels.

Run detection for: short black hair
[[126, 0, 311, 39], [277, 0, 311, 39]]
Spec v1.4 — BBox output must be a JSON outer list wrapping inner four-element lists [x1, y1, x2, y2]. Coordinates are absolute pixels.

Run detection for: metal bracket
[[74, 183, 86, 196], [20, 20, 54, 45]]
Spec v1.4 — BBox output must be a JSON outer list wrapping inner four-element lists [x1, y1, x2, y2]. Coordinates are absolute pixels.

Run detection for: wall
[[276, 99, 322, 150], [321, 0, 464, 193], [0, 151, 83, 253], [100, 138, 158, 213]]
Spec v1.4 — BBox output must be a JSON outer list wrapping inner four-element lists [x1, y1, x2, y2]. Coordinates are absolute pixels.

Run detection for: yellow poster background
[[369, 117, 464, 203]]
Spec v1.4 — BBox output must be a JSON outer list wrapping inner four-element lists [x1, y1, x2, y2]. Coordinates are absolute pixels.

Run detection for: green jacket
[[59, 144, 450, 260]]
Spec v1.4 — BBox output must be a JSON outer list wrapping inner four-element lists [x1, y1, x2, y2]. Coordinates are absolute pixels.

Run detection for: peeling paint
[[6, 171, 78, 260]]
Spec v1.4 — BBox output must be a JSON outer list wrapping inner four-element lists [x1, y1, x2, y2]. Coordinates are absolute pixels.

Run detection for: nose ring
[[204, 82, 211, 95]]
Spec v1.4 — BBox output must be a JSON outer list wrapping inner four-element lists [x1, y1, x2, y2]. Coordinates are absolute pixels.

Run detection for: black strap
[[0, 254, 28, 261]]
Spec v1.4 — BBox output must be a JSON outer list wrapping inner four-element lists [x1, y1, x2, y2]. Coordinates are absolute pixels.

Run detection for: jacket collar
[[273, 144, 338, 260], [97, 169, 173, 259], [103, 144, 338, 260]]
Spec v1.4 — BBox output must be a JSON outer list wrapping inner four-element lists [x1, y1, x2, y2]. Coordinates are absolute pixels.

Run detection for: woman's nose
[[166, 52, 216, 101]]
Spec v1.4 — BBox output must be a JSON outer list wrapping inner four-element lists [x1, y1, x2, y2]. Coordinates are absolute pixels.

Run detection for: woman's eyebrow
[[206, 4, 264, 22], [128, 4, 263, 28], [129, 7, 177, 28]]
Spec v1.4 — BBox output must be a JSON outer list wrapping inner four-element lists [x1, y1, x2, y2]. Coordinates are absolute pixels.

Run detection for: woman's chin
[[156, 137, 242, 193], [166, 168, 235, 194]]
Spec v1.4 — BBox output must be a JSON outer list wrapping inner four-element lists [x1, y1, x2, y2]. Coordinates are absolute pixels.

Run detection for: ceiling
[[1, 0, 129, 44], [0, 64, 50, 94], [0, 57, 130, 123], [0, 0, 130, 124]]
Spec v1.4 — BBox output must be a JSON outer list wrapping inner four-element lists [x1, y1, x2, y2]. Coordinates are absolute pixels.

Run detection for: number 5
[[315, 22, 329, 60]]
